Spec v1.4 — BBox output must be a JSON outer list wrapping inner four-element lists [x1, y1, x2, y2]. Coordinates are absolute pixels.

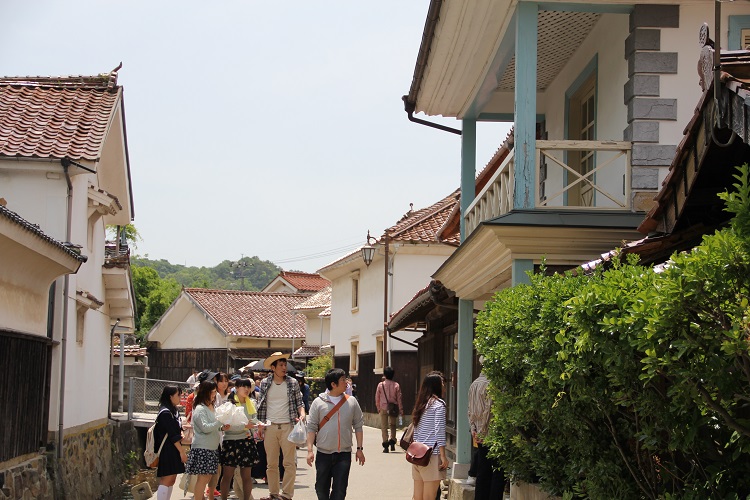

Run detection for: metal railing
[[128, 377, 193, 419]]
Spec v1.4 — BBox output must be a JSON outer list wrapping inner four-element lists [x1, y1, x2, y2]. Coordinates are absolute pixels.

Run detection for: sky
[[1, 1, 511, 273]]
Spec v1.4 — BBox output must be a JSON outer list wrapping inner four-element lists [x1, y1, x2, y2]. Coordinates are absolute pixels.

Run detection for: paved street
[[153, 425, 415, 500]]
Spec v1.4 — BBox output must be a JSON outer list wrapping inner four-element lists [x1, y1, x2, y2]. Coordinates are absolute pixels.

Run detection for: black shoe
[[389, 439, 396, 451], [382, 442, 390, 453]]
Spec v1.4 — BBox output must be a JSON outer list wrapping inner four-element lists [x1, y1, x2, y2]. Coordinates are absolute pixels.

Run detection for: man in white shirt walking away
[[306, 368, 365, 500]]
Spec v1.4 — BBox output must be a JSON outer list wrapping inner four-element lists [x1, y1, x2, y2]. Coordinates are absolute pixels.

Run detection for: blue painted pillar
[[455, 118, 476, 467], [514, 2, 538, 209], [512, 258, 534, 286]]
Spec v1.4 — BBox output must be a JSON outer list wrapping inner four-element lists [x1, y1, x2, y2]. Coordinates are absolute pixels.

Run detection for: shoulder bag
[[399, 422, 414, 451], [405, 441, 434, 467], [381, 382, 399, 417]]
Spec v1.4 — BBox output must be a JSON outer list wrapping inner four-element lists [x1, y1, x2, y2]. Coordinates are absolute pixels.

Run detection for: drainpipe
[[383, 233, 390, 367], [402, 96, 462, 135], [57, 161, 74, 459], [108, 319, 120, 419]]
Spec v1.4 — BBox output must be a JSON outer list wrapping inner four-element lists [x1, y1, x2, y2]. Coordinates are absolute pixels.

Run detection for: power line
[[272, 241, 362, 265]]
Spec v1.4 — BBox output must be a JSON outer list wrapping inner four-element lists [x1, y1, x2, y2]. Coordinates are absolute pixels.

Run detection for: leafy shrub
[[475, 166, 750, 499]]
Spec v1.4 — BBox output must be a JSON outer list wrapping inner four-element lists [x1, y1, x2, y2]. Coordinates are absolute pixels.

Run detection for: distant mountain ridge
[[132, 255, 283, 291]]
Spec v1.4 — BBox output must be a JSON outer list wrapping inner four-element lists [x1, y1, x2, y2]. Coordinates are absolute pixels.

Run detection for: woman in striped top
[[411, 371, 449, 500]]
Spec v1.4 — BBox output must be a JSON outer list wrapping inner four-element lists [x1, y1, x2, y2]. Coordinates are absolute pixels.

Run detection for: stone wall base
[[447, 480, 559, 500], [1, 420, 139, 499], [0, 454, 53, 500]]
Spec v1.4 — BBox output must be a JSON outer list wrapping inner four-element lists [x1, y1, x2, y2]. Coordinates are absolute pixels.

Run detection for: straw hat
[[263, 352, 290, 370]]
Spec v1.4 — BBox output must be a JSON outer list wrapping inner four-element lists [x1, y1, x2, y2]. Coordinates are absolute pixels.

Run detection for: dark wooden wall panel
[[0, 331, 52, 462], [391, 351, 418, 415], [354, 353, 376, 414], [147, 348, 231, 382]]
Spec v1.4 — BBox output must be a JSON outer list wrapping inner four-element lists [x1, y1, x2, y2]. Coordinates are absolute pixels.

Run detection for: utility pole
[[232, 256, 249, 291]]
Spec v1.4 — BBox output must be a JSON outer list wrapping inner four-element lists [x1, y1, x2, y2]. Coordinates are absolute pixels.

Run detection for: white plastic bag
[[287, 419, 307, 446], [216, 404, 249, 426], [230, 406, 249, 427], [215, 403, 235, 424]]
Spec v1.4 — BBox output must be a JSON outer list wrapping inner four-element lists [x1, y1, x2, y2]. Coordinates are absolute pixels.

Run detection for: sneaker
[[466, 476, 476, 486]]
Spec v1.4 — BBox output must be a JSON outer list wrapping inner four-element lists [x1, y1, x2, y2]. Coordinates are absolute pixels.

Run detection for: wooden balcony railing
[[465, 149, 515, 236], [463, 140, 632, 238], [536, 140, 631, 210]]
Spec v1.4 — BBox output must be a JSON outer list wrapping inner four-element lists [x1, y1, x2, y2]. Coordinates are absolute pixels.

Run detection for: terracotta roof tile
[[292, 345, 330, 358], [278, 271, 330, 292], [386, 189, 461, 245], [0, 204, 87, 261], [293, 286, 332, 310], [0, 72, 120, 161], [111, 345, 147, 357], [185, 288, 307, 339]]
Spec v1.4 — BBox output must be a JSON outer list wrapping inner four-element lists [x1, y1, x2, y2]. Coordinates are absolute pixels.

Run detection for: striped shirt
[[468, 373, 490, 438], [413, 397, 446, 455]]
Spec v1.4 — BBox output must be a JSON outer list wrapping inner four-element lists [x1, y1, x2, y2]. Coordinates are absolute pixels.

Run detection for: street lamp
[[361, 231, 377, 267], [361, 230, 391, 367]]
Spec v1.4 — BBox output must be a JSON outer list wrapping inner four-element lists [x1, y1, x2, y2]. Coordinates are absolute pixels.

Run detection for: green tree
[[305, 353, 333, 379], [140, 278, 181, 335]]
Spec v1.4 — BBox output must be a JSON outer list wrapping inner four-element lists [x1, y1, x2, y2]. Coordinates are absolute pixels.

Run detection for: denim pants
[[314, 451, 352, 500]]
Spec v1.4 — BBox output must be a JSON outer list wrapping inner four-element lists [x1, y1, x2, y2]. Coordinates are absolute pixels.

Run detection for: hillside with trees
[[130, 254, 282, 339]]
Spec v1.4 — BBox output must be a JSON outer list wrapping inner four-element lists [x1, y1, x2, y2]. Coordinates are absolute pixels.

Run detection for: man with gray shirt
[[306, 368, 365, 500]]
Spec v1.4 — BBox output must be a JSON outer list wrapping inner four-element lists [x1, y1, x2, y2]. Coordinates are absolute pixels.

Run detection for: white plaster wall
[[302, 313, 330, 347], [154, 299, 227, 349], [539, 13, 630, 209], [0, 160, 69, 240], [327, 246, 453, 359]]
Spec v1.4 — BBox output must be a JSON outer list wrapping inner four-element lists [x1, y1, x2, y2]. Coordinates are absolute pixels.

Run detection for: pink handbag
[[405, 441, 433, 467]]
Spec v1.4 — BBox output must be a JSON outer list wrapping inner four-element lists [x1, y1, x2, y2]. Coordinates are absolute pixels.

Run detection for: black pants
[[474, 443, 505, 500]]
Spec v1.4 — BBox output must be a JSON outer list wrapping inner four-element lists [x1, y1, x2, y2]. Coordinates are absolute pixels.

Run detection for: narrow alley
[[151, 425, 417, 500]]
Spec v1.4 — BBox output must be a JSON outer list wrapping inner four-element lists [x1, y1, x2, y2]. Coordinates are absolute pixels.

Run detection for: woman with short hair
[[411, 371, 448, 500]]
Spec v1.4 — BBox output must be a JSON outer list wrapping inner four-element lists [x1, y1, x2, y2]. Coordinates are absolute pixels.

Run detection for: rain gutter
[[402, 0, 462, 136]]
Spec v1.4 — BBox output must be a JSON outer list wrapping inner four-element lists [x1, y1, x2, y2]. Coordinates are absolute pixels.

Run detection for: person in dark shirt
[[154, 386, 188, 500]]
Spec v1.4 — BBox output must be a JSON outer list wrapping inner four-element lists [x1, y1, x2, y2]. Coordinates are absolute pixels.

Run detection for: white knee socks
[[156, 484, 169, 500]]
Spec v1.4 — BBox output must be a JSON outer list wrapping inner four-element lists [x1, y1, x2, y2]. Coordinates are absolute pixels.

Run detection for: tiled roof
[[638, 49, 750, 235], [0, 71, 121, 161], [385, 189, 461, 245], [294, 286, 331, 311], [292, 345, 329, 358], [185, 288, 307, 339], [111, 344, 147, 357], [229, 348, 284, 360], [0, 204, 87, 261], [319, 306, 331, 317], [279, 271, 330, 292]]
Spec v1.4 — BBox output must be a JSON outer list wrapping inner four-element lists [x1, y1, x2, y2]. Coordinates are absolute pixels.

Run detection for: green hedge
[[475, 165, 750, 499]]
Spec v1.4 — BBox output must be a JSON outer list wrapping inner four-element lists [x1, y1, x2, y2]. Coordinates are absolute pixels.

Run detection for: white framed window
[[351, 274, 360, 311], [374, 335, 384, 372], [350, 341, 359, 374]]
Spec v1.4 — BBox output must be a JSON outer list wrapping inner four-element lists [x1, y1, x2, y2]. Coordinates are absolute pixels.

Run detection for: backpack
[[144, 409, 170, 468]]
